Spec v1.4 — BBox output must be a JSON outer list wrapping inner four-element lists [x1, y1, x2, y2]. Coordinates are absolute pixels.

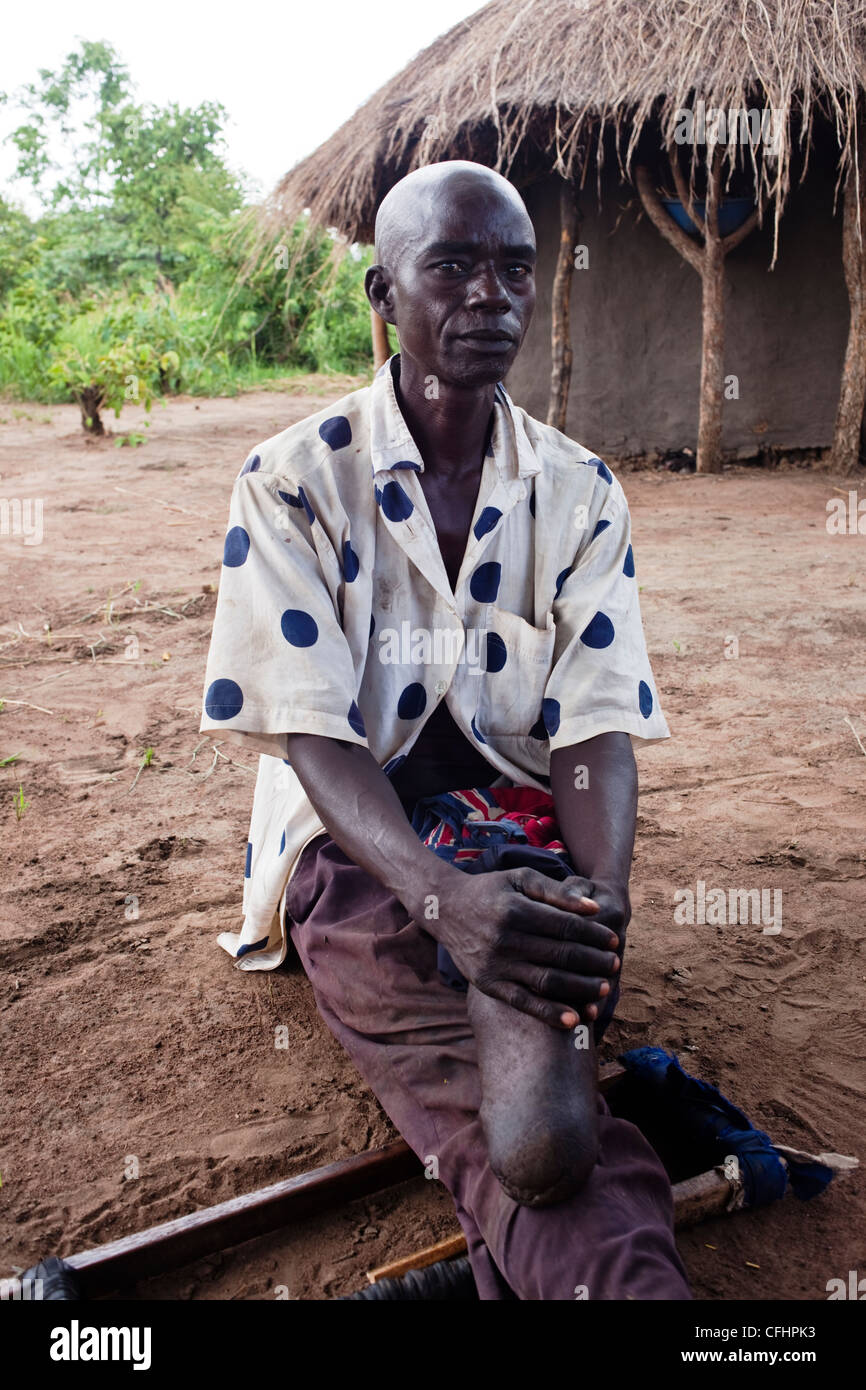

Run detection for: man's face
[[373, 173, 536, 388]]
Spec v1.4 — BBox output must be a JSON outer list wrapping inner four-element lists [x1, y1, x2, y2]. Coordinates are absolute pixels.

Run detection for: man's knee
[[486, 1120, 599, 1208]]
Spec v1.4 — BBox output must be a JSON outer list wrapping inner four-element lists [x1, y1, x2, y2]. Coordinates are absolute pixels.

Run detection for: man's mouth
[[458, 330, 516, 345]]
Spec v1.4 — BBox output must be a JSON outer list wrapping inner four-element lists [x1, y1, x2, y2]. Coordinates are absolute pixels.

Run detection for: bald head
[[365, 159, 536, 389], [374, 161, 534, 270]]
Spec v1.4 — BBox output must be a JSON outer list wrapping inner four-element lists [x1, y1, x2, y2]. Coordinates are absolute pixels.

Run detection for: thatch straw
[[265, 0, 866, 262]]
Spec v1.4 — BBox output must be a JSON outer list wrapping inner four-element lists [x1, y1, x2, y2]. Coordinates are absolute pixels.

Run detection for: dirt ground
[[0, 385, 863, 1301]]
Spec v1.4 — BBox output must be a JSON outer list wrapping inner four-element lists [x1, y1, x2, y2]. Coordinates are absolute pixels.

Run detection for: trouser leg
[[286, 835, 691, 1301]]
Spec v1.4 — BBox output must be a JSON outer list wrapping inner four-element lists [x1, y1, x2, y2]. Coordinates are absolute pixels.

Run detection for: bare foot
[[468, 984, 599, 1207]]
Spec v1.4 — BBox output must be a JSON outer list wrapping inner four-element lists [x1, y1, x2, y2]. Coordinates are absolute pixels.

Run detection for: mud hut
[[268, 0, 866, 473]]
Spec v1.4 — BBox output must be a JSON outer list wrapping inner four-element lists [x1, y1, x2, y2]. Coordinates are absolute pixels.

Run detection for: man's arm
[[284, 733, 458, 923], [549, 730, 638, 938], [285, 732, 621, 1028]]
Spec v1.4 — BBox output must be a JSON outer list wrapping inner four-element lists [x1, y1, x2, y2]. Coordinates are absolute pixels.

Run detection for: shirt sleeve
[[200, 466, 368, 760], [543, 476, 670, 750]]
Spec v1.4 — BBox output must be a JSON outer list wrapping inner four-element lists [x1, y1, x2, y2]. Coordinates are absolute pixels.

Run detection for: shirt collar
[[369, 353, 541, 482]]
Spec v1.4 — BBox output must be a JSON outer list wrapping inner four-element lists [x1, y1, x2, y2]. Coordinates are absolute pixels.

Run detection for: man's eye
[[436, 261, 463, 272], [508, 265, 531, 276]]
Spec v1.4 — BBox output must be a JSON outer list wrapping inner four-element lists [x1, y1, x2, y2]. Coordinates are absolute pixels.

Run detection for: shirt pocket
[[473, 605, 556, 739]]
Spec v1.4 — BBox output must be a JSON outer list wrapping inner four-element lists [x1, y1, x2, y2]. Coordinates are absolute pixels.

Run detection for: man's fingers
[[511, 867, 597, 914], [508, 962, 612, 1008], [485, 980, 576, 1030], [506, 930, 620, 978], [506, 892, 620, 951]]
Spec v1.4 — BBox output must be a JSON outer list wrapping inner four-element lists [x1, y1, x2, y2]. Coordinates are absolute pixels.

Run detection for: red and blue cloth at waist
[[409, 786, 568, 864]]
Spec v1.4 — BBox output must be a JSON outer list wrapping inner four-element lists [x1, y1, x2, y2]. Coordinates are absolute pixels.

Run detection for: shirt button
[[434, 680, 447, 696]]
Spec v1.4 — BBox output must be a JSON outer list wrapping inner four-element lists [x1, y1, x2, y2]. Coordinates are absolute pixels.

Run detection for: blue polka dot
[[397, 682, 427, 719], [237, 936, 269, 958], [591, 518, 611, 541], [384, 754, 407, 776], [528, 712, 547, 740], [471, 715, 487, 744], [240, 453, 260, 476], [542, 698, 561, 736], [279, 829, 286, 855], [554, 566, 571, 601], [205, 678, 244, 720], [223, 526, 250, 567], [587, 456, 613, 484], [278, 489, 303, 508], [623, 544, 635, 578], [392, 459, 421, 472], [529, 489, 536, 518], [580, 611, 616, 648], [297, 486, 315, 525], [470, 561, 501, 602], [380, 480, 414, 522], [374, 484, 383, 506], [369, 613, 376, 639], [319, 416, 352, 450], [347, 701, 366, 737], [342, 539, 360, 582], [281, 609, 318, 647], [282, 758, 291, 766], [474, 507, 502, 539], [485, 632, 507, 672], [244, 842, 252, 878], [639, 680, 654, 718]]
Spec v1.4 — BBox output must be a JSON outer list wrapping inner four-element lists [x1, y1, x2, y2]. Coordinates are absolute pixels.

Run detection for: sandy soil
[[0, 386, 863, 1301]]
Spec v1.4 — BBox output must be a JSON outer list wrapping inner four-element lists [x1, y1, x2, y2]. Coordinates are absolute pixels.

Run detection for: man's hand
[[429, 865, 622, 1030], [584, 878, 631, 953]]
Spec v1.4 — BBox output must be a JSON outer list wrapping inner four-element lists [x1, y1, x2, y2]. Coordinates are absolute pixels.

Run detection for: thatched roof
[[268, 0, 866, 256]]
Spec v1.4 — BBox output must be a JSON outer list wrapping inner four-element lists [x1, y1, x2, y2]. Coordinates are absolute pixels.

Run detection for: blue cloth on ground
[[618, 1047, 835, 1205]]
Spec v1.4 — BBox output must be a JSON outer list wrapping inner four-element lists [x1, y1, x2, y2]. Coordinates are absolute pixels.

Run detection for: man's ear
[[365, 265, 397, 327]]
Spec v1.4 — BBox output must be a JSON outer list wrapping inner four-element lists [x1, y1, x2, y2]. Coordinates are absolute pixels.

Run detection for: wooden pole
[[831, 98, 866, 475], [635, 148, 759, 474], [697, 150, 726, 474], [51, 1060, 856, 1297], [64, 1139, 419, 1297], [362, 1146, 859, 1287], [371, 308, 391, 370], [62, 1065, 627, 1295], [547, 176, 580, 432]]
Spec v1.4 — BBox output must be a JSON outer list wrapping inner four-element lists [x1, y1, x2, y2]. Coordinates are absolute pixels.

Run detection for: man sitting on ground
[[200, 160, 691, 1301]]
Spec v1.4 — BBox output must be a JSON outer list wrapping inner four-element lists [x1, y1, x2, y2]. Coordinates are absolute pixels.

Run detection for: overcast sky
[[1, 0, 482, 208]]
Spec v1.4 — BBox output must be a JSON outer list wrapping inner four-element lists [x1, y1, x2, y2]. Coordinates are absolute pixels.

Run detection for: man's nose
[[464, 265, 511, 310]]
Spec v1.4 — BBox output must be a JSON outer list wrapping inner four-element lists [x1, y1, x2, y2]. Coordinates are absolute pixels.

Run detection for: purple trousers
[[286, 833, 692, 1301]]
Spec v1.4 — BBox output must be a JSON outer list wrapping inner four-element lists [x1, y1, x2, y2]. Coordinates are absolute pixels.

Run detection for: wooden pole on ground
[[635, 147, 759, 474], [64, 1139, 419, 1297], [831, 97, 866, 475], [547, 176, 580, 433], [57, 1060, 857, 1297]]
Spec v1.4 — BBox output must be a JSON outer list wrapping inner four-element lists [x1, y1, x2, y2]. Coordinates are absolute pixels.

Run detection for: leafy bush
[[48, 337, 180, 433]]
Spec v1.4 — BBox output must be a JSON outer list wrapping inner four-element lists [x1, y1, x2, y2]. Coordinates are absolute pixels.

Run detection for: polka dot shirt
[[201, 355, 670, 969]]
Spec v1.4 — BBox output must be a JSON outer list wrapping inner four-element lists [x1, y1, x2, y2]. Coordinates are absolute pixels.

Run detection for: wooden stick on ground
[[59, 1061, 857, 1298], [364, 1147, 860, 1284], [65, 1140, 419, 1297]]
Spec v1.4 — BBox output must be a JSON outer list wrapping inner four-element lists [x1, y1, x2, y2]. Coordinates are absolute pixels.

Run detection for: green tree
[[5, 39, 130, 203]]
